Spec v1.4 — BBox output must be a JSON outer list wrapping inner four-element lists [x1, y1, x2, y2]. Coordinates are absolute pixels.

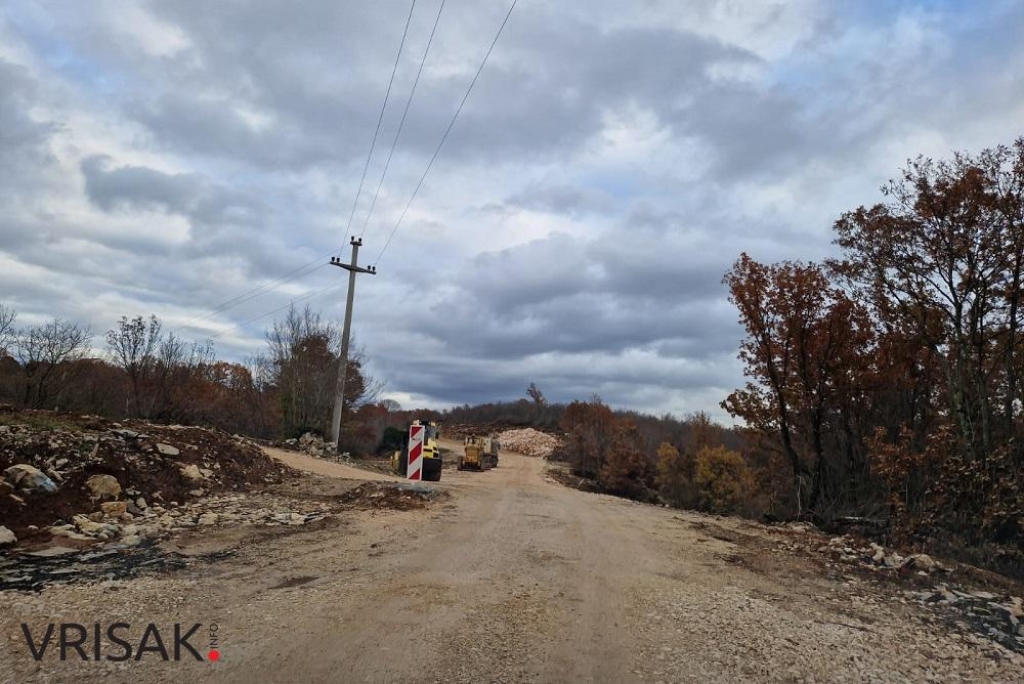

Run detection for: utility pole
[[329, 237, 376, 446]]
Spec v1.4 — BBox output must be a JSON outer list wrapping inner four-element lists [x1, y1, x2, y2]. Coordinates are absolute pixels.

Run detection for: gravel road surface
[[2, 449, 1019, 683]]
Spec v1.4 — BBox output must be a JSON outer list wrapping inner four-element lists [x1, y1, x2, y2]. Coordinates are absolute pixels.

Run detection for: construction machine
[[458, 435, 500, 471], [390, 420, 443, 481]]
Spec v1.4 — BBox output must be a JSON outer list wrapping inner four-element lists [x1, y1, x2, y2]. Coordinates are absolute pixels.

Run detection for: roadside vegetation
[[0, 304, 381, 450]]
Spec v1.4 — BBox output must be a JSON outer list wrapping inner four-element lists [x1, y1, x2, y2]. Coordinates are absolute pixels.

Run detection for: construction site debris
[[0, 411, 285, 549], [769, 524, 1024, 654], [496, 428, 561, 458], [337, 482, 446, 511]]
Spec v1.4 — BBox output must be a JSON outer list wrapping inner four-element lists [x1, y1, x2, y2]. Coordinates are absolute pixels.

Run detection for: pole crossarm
[[330, 257, 377, 275]]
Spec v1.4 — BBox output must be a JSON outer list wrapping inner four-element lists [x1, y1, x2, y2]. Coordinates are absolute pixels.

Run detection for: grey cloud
[[80, 156, 265, 227], [408, 223, 740, 365], [504, 184, 615, 217], [81, 155, 203, 213], [95, 3, 778, 174], [0, 59, 60, 201], [0, 60, 56, 155]]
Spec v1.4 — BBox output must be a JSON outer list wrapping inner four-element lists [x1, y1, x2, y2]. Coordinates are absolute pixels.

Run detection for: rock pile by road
[[281, 432, 340, 458], [337, 482, 445, 511], [0, 412, 286, 550], [496, 428, 561, 458], [772, 524, 1024, 654]]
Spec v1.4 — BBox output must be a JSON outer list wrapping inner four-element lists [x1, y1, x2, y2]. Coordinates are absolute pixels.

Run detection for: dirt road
[[263, 446, 400, 482], [2, 451, 1020, 683]]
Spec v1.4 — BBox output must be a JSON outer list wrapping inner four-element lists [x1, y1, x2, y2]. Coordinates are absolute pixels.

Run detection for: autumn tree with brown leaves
[[725, 138, 1024, 576], [722, 255, 872, 517], [598, 419, 653, 499]]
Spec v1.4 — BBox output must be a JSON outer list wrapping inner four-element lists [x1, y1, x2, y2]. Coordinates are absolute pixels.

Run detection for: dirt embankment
[[0, 411, 286, 548]]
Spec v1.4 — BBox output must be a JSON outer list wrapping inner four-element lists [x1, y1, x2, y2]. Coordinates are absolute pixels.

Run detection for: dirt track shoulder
[[263, 446, 400, 481]]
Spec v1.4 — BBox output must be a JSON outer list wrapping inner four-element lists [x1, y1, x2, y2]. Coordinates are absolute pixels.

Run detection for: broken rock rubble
[[774, 525, 1024, 655], [815, 535, 950, 576], [908, 586, 1024, 653], [45, 493, 333, 548], [495, 428, 561, 458], [280, 432, 347, 460], [0, 415, 285, 547]]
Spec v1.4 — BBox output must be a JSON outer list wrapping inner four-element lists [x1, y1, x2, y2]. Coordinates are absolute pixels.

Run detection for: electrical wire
[[209, 283, 343, 341], [182, 255, 331, 329], [358, 0, 447, 239], [341, 0, 418, 249], [183, 4, 419, 333], [374, 0, 518, 265]]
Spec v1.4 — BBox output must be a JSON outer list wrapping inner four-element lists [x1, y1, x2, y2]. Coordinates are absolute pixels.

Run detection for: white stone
[[156, 443, 180, 457]]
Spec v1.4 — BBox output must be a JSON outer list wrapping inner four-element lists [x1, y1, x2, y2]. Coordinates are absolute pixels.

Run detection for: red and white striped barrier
[[407, 424, 425, 481]]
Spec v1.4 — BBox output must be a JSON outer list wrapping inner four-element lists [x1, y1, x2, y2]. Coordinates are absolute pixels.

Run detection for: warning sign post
[[407, 424, 425, 481]]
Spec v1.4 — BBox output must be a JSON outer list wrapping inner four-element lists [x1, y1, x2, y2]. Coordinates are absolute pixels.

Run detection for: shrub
[[598, 419, 653, 500], [655, 441, 698, 508], [694, 445, 758, 515]]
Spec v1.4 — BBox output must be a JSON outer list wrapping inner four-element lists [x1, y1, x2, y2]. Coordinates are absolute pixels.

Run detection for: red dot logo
[[208, 650, 221, 662]]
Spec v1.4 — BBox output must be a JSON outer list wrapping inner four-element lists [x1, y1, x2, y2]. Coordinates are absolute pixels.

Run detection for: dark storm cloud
[[81, 156, 264, 227], [407, 223, 739, 367]]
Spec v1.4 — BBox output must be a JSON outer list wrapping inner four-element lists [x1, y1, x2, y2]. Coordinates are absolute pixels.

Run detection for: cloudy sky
[[1, 1, 1023, 418]]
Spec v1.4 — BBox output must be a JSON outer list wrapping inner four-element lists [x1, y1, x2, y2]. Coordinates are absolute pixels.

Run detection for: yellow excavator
[[390, 420, 443, 481], [458, 435, 500, 471]]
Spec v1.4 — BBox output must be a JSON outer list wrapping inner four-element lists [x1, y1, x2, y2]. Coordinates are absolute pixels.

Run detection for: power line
[[375, 0, 518, 265], [206, 255, 325, 314], [358, 0, 447, 239], [209, 283, 343, 341], [184, 3, 419, 333], [183, 255, 331, 328], [341, 0, 418, 248]]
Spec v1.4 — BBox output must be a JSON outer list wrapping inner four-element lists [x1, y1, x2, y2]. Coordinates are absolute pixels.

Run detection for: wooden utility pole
[[329, 237, 376, 446]]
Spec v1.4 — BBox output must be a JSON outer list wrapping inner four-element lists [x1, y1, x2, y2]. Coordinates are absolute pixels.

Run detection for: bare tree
[[106, 314, 163, 416], [0, 304, 16, 356], [15, 318, 93, 409], [526, 382, 547, 405], [147, 333, 215, 420], [265, 305, 341, 437]]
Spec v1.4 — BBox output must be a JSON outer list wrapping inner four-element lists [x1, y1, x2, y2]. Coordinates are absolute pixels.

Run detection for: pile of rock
[[908, 587, 1024, 653], [496, 428, 561, 458], [337, 482, 445, 511], [0, 413, 285, 549], [43, 492, 331, 549], [281, 432, 341, 459], [772, 524, 1024, 653], [818, 534, 951, 577]]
